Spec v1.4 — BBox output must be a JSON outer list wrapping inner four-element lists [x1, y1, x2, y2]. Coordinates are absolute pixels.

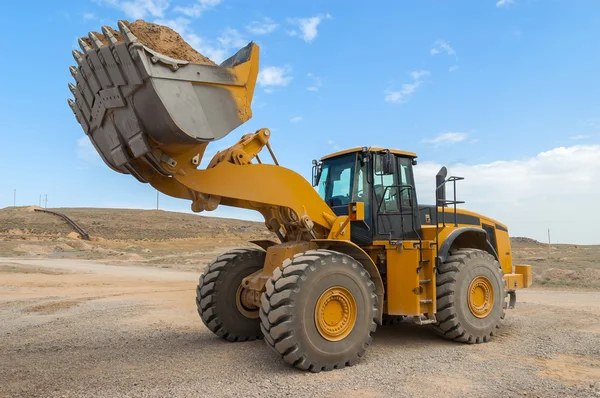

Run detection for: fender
[[310, 239, 384, 325], [437, 227, 499, 264]]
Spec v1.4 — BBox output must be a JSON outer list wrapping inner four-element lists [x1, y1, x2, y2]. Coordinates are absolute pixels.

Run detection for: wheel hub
[[468, 276, 494, 318], [236, 284, 259, 319], [315, 286, 357, 341]]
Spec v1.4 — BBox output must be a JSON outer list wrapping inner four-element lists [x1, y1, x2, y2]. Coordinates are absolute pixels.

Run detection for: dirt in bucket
[[126, 20, 217, 65], [78, 20, 217, 66]]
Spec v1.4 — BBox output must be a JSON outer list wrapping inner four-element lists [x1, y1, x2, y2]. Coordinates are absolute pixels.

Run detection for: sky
[[0, 0, 599, 244]]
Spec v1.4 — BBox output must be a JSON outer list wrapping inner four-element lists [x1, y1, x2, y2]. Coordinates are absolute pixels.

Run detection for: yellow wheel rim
[[236, 284, 259, 319], [468, 276, 494, 318], [315, 286, 357, 341]]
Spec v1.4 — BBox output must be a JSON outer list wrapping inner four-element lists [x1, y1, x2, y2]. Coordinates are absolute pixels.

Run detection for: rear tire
[[196, 248, 265, 342], [260, 250, 378, 372], [433, 249, 505, 343]]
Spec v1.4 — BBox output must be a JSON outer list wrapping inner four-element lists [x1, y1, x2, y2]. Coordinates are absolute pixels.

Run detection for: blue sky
[[1, 0, 599, 243]]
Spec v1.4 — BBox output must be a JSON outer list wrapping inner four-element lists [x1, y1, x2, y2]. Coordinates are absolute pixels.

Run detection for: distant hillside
[[0, 206, 269, 241]]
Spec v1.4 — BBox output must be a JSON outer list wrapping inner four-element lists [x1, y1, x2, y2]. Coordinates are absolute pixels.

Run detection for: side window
[[352, 167, 364, 201], [317, 166, 329, 200], [327, 160, 354, 207], [373, 154, 398, 212], [398, 158, 415, 204], [332, 168, 351, 199]]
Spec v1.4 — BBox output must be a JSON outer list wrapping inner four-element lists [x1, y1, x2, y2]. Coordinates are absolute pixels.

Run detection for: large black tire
[[196, 248, 266, 342], [259, 249, 378, 373], [433, 248, 505, 343]]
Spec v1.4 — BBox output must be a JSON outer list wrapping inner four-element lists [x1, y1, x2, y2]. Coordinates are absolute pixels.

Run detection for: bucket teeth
[[117, 20, 138, 44], [78, 38, 92, 53], [69, 66, 78, 78], [68, 82, 78, 95], [88, 32, 104, 49], [72, 49, 85, 65], [102, 26, 118, 44]]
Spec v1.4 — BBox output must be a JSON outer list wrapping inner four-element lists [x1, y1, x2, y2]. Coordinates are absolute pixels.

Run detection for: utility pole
[[39, 194, 41, 207], [13, 189, 16, 207], [547, 228, 551, 257], [156, 190, 159, 210], [44, 194, 48, 208]]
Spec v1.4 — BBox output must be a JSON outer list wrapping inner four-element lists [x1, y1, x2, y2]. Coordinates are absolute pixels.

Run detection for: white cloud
[[98, 0, 169, 19], [76, 136, 102, 165], [569, 134, 591, 140], [258, 66, 293, 91], [290, 116, 303, 123], [496, 0, 514, 7], [246, 17, 278, 35], [449, 65, 459, 72], [83, 12, 96, 20], [384, 70, 430, 104], [174, 0, 223, 17], [306, 73, 322, 91], [430, 40, 456, 57], [410, 70, 430, 80], [217, 27, 247, 49], [422, 132, 468, 144], [153, 18, 244, 64], [287, 13, 332, 42], [413, 145, 600, 244]]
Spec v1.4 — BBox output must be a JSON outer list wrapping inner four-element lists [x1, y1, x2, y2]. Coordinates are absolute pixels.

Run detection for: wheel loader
[[67, 21, 532, 373]]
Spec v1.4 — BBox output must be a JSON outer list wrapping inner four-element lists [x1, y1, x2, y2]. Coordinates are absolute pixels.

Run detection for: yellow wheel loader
[[67, 22, 532, 372]]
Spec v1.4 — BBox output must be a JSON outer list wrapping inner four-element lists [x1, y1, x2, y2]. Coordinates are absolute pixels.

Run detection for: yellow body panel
[[384, 241, 436, 316], [504, 265, 532, 289]]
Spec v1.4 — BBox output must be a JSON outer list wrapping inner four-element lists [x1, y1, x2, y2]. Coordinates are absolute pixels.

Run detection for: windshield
[[317, 154, 356, 208]]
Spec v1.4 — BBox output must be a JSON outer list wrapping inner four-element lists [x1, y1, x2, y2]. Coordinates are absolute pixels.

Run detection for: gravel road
[[1, 258, 599, 398]]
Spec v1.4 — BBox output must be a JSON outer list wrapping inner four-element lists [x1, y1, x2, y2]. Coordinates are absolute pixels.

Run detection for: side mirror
[[312, 160, 322, 187], [382, 152, 396, 175]]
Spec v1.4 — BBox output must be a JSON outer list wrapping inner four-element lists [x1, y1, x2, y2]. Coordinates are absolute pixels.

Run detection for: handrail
[[34, 209, 91, 241], [435, 175, 465, 267]]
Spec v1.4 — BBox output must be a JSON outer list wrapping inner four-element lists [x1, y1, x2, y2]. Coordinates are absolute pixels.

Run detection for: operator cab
[[313, 147, 420, 245]]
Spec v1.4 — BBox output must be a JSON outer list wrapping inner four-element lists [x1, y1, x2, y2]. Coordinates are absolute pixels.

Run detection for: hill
[[0, 206, 268, 240], [1, 206, 599, 289]]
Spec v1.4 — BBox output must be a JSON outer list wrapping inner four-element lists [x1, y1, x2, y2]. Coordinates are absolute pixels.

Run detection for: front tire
[[260, 250, 378, 372], [196, 248, 265, 342], [433, 249, 505, 343]]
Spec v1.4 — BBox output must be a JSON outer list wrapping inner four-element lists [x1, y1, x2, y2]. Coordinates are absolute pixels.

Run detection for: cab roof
[[320, 147, 418, 161]]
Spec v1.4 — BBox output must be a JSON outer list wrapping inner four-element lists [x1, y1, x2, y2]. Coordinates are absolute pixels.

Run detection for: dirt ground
[[1, 206, 600, 397], [1, 258, 599, 398]]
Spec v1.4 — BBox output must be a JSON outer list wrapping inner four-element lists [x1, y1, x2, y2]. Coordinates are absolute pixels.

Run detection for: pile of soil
[[510, 237, 545, 246], [79, 20, 216, 66], [126, 20, 216, 65]]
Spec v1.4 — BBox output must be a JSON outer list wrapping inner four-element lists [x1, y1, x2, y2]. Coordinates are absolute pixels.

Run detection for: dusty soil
[[79, 20, 216, 65], [3, 206, 600, 288], [1, 258, 599, 398], [511, 239, 600, 289], [126, 20, 216, 65]]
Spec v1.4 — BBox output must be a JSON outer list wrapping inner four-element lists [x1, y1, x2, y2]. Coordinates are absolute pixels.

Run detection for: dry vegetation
[[0, 206, 273, 271], [1, 206, 599, 289]]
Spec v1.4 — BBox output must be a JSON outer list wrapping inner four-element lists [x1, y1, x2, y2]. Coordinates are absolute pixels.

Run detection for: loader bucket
[[67, 21, 259, 182]]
